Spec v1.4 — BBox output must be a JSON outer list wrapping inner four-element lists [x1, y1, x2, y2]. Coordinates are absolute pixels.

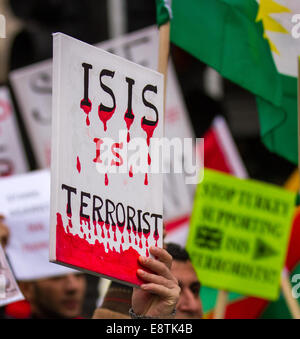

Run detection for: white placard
[[0, 86, 28, 176], [0, 170, 75, 281], [50, 33, 164, 286], [9, 27, 196, 227], [10, 62, 52, 168]]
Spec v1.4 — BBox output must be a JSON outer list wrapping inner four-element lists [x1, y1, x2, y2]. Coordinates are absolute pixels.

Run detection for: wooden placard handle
[[158, 22, 170, 111], [214, 290, 228, 319]]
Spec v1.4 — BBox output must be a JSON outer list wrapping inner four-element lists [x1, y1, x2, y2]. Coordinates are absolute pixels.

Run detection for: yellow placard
[[187, 169, 296, 300]]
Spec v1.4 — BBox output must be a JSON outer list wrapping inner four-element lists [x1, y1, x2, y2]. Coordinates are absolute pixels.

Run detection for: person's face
[[171, 260, 203, 319], [25, 274, 86, 319]]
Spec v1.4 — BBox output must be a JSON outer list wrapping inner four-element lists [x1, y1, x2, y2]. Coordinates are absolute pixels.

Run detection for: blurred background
[[0, 0, 295, 184], [0, 0, 298, 319]]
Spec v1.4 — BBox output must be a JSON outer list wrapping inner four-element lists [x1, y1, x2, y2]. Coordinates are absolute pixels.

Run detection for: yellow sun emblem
[[255, 0, 291, 55]]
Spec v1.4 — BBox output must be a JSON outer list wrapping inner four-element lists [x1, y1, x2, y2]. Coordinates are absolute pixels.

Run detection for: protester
[[0, 215, 87, 319], [15, 274, 87, 319], [166, 243, 203, 319], [1, 211, 180, 319], [2, 229, 178, 319], [94, 242, 202, 319], [93, 245, 180, 319]]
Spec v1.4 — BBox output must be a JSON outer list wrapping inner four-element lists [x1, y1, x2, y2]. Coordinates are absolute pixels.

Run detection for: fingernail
[[139, 256, 146, 263], [137, 269, 145, 275]]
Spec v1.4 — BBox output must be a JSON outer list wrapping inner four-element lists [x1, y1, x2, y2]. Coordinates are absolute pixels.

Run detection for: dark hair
[[165, 243, 190, 262]]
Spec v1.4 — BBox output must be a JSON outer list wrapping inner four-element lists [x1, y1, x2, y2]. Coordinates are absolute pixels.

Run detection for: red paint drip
[[129, 165, 133, 178], [80, 216, 91, 230], [139, 239, 143, 249], [141, 119, 158, 147], [121, 236, 124, 244], [80, 99, 92, 127], [66, 204, 72, 219], [105, 173, 109, 186], [93, 221, 98, 236], [124, 110, 135, 143], [98, 221, 104, 238], [98, 107, 116, 131], [68, 218, 73, 230], [141, 119, 157, 187], [135, 237, 138, 246], [144, 173, 148, 186], [56, 213, 148, 285], [154, 232, 159, 242], [76, 156, 81, 173], [146, 248, 149, 257]]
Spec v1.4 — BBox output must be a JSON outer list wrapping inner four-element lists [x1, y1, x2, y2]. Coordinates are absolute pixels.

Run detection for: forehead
[[171, 260, 199, 285]]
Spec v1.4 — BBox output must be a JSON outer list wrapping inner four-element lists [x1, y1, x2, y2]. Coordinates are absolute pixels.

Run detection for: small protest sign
[[0, 170, 75, 281], [9, 61, 53, 168], [50, 33, 164, 286], [187, 169, 296, 300], [0, 86, 28, 176], [0, 244, 24, 307]]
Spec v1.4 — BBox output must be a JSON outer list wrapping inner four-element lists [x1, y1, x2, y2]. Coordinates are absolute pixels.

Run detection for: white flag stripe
[[164, 0, 173, 19]]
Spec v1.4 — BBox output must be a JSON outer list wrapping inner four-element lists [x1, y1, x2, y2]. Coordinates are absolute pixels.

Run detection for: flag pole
[[279, 57, 300, 320], [158, 21, 170, 111], [214, 290, 228, 319], [298, 56, 300, 192], [157, 19, 170, 246]]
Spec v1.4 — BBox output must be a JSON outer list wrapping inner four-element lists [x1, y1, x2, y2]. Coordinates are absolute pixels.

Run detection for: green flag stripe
[[170, 0, 298, 164], [170, 0, 282, 107], [257, 74, 297, 164], [156, 0, 172, 26]]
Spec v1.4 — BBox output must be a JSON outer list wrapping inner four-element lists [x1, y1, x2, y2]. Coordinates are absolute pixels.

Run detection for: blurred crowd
[[0, 216, 202, 319]]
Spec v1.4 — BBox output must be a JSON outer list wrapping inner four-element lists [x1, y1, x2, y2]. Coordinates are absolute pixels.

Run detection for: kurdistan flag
[[157, 0, 300, 164]]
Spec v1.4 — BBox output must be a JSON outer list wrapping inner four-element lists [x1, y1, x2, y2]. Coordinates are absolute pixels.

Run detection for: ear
[[18, 281, 35, 302]]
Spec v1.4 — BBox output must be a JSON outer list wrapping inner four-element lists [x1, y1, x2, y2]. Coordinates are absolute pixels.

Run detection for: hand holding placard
[[131, 246, 180, 319]]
